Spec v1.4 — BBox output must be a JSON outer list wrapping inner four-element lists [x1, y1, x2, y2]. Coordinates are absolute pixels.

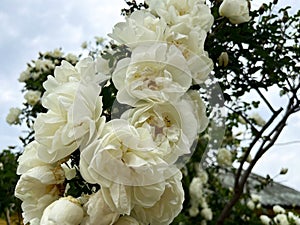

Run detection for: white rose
[[108, 10, 167, 47], [273, 205, 286, 214], [274, 214, 289, 225], [131, 172, 184, 225], [217, 148, 232, 167], [260, 215, 271, 225], [250, 193, 261, 203], [246, 200, 255, 210], [80, 119, 170, 187], [81, 190, 120, 225], [219, 0, 251, 24], [201, 208, 213, 221], [121, 99, 200, 165], [40, 197, 84, 225], [35, 59, 54, 71], [31, 72, 41, 80], [147, 0, 214, 32], [44, 49, 63, 58], [6, 107, 21, 125], [17, 141, 47, 175], [24, 90, 41, 106], [34, 58, 105, 163], [114, 216, 139, 225], [18, 68, 31, 82], [189, 177, 203, 200], [189, 206, 199, 217], [288, 212, 300, 225], [65, 53, 78, 64], [112, 43, 192, 106], [196, 166, 209, 184], [15, 165, 65, 224]]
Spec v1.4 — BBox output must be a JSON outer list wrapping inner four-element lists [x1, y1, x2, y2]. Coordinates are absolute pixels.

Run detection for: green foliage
[[0, 148, 21, 222]]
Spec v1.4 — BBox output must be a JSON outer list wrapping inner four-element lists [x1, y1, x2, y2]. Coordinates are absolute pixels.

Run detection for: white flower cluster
[[217, 148, 232, 167], [260, 205, 300, 225], [246, 194, 261, 210], [14, 0, 251, 224], [188, 168, 212, 223], [18, 49, 78, 83]]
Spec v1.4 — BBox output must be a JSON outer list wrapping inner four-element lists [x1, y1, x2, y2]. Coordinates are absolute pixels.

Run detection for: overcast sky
[[0, 0, 299, 191]]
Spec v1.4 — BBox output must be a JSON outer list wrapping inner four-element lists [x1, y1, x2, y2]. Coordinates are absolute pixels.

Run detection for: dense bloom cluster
[[14, 0, 252, 224], [260, 204, 300, 225]]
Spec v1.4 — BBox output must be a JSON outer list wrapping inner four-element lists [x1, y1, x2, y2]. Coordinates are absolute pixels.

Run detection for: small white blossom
[[18, 68, 31, 82], [274, 213, 289, 225], [273, 205, 286, 214], [288, 212, 300, 225], [246, 200, 255, 210], [219, 0, 251, 24], [44, 49, 63, 58], [81, 41, 88, 49], [217, 148, 232, 167], [24, 90, 41, 106], [65, 53, 78, 64], [35, 59, 54, 71], [189, 177, 203, 200], [201, 208, 213, 221], [189, 206, 199, 217], [6, 107, 21, 125], [260, 215, 271, 225], [251, 194, 261, 203]]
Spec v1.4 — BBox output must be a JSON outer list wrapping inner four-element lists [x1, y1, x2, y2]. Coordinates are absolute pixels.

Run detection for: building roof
[[220, 170, 300, 207]]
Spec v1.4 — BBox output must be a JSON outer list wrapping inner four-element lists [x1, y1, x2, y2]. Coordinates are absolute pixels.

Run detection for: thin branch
[[234, 107, 283, 190], [224, 105, 259, 134], [255, 87, 276, 113], [216, 89, 300, 225]]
